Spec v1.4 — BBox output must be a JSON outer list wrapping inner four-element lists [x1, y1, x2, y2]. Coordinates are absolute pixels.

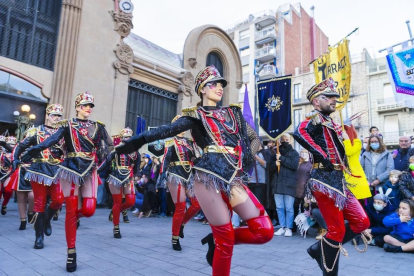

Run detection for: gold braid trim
[[97, 120, 105, 126], [67, 248, 76, 254], [57, 119, 69, 127], [181, 106, 199, 119], [25, 127, 37, 138], [164, 138, 175, 148], [229, 103, 242, 109]]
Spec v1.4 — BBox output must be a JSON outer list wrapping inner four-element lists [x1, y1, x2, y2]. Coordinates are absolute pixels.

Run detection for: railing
[[255, 46, 276, 58], [223, 9, 275, 33], [369, 65, 388, 73], [258, 65, 277, 76], [255, 29, 277, 40], [377, 97, 414, 111]]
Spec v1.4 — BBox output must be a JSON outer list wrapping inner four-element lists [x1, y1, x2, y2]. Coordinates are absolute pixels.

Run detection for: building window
[[240, 47, 250, 57], [383, 114, 399, 145], [239, 29, 250, 40], [0, 69, 46, 102], [126, 80, 178, 132], [242, 65, 250, 75], [293, 83, 301, 103], [383, 83, 394, 101], [293, 109, 302, 129], [0, 0, 62, 71]]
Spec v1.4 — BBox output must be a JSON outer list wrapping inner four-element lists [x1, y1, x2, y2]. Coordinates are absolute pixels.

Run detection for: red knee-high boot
[[180, 197, 201, 238], [210, 222, 235, 276], [121, 194, 135, 211], [234, 215, 274, 244], [65, 196, 78, 272], [79, 197, 96, 218], [172, 202, 186, 251], [112, 194, 123, 239]]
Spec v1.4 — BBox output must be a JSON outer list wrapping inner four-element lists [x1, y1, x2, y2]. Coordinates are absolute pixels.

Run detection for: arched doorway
[[206, 52, 224, 106]]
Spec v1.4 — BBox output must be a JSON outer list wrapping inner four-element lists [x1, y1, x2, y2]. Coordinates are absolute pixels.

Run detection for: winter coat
[[270, 145, 300, 197], [399, 171, 414, 200], [382, 181, 402, 208], [295, 161, 312, 199], [343, 139, 371, 199], [394, 148, 410, 172], [383, 212, 414, 240], [360, 150, 394, 184], [365, 202, 394, 236]]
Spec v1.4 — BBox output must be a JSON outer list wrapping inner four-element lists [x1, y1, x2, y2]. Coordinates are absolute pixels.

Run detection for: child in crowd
[[364, 188, 394, 247], [382, 170, 402, 208], [383, 199, 414, 253], [399, 156, 414, 200]]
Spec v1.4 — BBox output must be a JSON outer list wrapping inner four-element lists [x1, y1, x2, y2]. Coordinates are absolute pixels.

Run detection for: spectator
[[399, 160, 414, 200], [132, 192, 144, 216], [393, 136, 410, 171], [364, 192, 394, 247], [295, 149, 312, 200], [369, 126, 382, 137], [137, 174, 158, 218], [382, 170, 403, 209], [249, 143, 271, 206], [140, 154, 152, 177], [151, 157, 160, 183], [271, 134, 300, 237], [155, 169, 167, 218], [360, 136, 394, 195], [383, 199, 414, 253], [265, 140, 277, 225], [361, 137, 369, 156], [266, 140, 277, 156]]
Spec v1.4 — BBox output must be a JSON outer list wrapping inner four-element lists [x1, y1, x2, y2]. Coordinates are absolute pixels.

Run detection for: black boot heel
[[201, 233, 214, 266], [66, 248, 77, 272], [179, 224, 185, 239], [19, 218, 27, 230], [113, 225, 122, 239], [34, 212, 45, 249], [172, 236, 182, 251]]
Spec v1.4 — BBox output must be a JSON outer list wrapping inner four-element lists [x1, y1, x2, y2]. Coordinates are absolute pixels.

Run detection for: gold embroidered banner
[[312, 40, 351, 110]]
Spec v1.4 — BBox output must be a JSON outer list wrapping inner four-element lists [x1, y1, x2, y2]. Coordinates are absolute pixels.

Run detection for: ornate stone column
[[50, 0, 83, 114]]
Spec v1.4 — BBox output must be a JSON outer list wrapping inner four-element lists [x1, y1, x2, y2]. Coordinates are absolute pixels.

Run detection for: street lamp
[[14, 104, 36, 141]]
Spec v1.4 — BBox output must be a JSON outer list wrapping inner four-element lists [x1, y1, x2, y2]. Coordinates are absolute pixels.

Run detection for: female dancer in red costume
[[158, 118, 201, 251], [116, 66, 274, 276], [22, 92, 113, 272], [99, 128, 138, 239], [0, 136, 15, 216], [13, 104, 65, 249]]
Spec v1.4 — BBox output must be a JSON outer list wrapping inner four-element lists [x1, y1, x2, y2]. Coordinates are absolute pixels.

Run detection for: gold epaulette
[[181, 106, 199, 119], [97, 120, 105, 126], [305, 110, 321, 125], [111, 134, 121, 139], [164, 138, 175, 147], [57, 119, 69, 127], [229, 103, 242, 109], [25, 127, 37, 138]]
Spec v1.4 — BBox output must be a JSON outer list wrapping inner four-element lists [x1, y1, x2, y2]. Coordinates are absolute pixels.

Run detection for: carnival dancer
[[8, 136, 35, 230], [116, 65, 274, 276], [0, 135, 14, 215], [21, 92, 113, 272], [99, 128, 138, 239], [293, 78, 370, 276], [12, 104, 65, 249], [158, 118, 201, 251]]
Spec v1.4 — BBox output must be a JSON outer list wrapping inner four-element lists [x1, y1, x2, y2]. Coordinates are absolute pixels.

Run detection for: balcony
[[255, 29, 277, 45], [258, 65, 277, 80], [376, 97, 414, 113], [254, 10, 276, 28], [255, 46, 276, 62]]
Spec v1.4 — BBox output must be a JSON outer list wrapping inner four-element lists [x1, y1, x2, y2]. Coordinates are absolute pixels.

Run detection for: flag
[[243, 84, 255, 130], [256, 76, 292, 140], [136, 116, 146, 135], [386, 43, 414, 98], [146, 127, 165, 158], [311, 39, 351, 111]]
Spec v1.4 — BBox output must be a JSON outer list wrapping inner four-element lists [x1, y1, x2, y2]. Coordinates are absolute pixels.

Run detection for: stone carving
[[236, 81, 243, 89], [114, 43, 134, 75], [110, 10, 133, 38], [188, 58, 197, 69], [178, 71, 194, 97]]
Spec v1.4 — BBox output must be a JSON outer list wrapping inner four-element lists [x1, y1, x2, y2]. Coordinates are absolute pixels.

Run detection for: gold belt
[[117, 166, 130, 170], [170, 161, 191, 166], [204, 145, 238, 155], [67, 152, 94, 158], [32, 158, 61, 164], [313, 163, 342, 171]]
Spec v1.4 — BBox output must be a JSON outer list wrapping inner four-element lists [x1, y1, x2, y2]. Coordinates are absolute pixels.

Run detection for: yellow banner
[[312, 40, 351, 111]]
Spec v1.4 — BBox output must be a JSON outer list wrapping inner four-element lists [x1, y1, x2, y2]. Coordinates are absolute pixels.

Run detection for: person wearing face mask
[[271, 134, 300, 237], [361, 137, 369, 156], [364, 189, 394, 247], [360, 135, 394, 195], [399, 156, 414, 201]]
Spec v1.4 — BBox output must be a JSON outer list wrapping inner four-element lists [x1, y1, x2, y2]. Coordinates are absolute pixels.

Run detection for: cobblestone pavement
[[0, 201, 412, 276]]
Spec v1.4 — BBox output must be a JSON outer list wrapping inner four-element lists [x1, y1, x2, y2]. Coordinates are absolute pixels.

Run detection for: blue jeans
[[158, 188, 167, 214], [135, 192, 144, 210], [274, 194, 295, 228], [232, 211, 240, 227]]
